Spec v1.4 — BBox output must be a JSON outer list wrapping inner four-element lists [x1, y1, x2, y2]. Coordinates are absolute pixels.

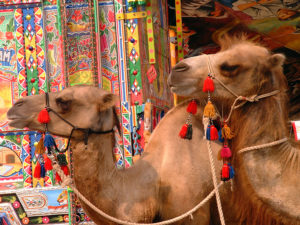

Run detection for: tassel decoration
[[61, 165, 69, 176], [220, 145, 232, 158], [209, 125, 219, 140], [57, 153, 68, 166], [186, 100, 197, 115], [203, 76, 215, 93], [38, 108, 50, 124], [221, 163, 230, 181], [203, 101, 216, 118], [222, 124, 234, 140], [179, 124, 188, 139], [44, 133, 56, 148], [35, 138, 45, 155], [55, 172, 62, 183], [40, 163, 46, 178], [34, 161, 41, 179], [44, 155, 53, 171], [185, 124, 193, 140], [206, 125, 211, 140], [218, 129, 224, 142], [229, 163, 235, 179]]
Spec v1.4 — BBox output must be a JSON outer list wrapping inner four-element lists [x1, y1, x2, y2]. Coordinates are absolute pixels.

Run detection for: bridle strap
[[44, 92, 114, 151]]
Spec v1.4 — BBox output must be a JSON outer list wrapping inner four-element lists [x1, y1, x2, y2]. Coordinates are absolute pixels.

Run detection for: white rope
[[71, 182, 223, 225], [206, 140, 226, 225], [238, 137, 288, 154]]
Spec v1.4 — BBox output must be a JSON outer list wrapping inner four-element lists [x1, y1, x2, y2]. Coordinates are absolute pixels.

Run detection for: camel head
[[7, 86, 117, 138], [168, 39, 286, 100]]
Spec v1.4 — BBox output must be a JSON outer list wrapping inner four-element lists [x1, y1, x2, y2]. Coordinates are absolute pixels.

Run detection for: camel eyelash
[[220, 63, 240, 72]]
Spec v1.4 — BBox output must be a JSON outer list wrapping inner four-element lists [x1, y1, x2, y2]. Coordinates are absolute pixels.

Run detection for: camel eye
[[219, 63, 240, 77], [56, 98, 72, 112]]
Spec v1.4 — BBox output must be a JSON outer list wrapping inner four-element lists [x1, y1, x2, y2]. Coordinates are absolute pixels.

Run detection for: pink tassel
[[220, 145, 232, 158]]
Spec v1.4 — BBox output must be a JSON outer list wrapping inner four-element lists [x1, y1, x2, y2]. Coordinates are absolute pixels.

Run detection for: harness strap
[[44, 92, 114, 151]]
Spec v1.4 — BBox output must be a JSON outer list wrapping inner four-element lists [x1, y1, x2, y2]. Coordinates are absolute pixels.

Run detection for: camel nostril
[[173, 62, 190, 72]]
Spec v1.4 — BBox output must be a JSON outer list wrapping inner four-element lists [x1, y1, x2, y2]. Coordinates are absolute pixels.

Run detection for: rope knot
[[246, 95, 259, 102]]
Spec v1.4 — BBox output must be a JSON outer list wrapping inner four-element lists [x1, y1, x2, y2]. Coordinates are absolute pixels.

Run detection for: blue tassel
[[44, 133, 56, 148], [218, 129, 224, 142], [206, 125, 211, 140], [229, 163, 235, 179], [40, 163, 46, 178]]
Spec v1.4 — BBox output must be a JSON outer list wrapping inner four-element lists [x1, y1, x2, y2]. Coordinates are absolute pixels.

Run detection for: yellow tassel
[[222, 124, 234, 139], [35, 137, 45, 154], [217, 149, 222, 161], [203, 101, 216, 118]]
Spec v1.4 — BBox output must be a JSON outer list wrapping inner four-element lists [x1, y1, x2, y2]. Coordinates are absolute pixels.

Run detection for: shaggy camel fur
[[168, 37, 300, 224]]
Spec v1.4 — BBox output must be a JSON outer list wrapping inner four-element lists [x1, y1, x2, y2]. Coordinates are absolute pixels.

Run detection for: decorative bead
[[130, 38, 135, 43], [28, 46, 33, 51], [34, 142, 38, 147], [133, 70, 137, 75], [31, 78, 35, 83], [26, 14, 31, 21], [128, 6, 133, 12]]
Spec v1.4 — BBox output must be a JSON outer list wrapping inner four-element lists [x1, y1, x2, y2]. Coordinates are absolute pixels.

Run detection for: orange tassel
[[38, 108, 50, 124], [203, 101, 216, 118], [203, 76, 214, 92], [222, 124, 234, 139], [35, 138, 45, 155]]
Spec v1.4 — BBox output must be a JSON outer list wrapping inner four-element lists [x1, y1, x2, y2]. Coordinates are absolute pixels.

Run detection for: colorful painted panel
[[0, 0, 41, 4], [0, 138, 23, 190], [0, 203, 22, 225], [17, 188, 68, 216], [0, 9, 18, 131], [44, 5, 64, 92], [66, 4, 95, 86]]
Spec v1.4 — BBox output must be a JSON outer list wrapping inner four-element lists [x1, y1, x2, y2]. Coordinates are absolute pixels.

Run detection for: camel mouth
[[7, 117, 28, 129]]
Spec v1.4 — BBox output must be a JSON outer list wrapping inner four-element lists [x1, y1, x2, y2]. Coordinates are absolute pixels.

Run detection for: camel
[[168, 36, 300, 224], [6, 37, 300, 224]]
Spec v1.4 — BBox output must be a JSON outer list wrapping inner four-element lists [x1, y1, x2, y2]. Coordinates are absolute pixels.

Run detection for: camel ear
[[268, 54, 285, 67], [99, 93, 118, 111]]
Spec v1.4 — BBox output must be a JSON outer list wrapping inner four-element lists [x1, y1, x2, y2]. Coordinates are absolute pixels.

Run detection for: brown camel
[[168, 37, 300, 224], [6, 38, 300, 225]]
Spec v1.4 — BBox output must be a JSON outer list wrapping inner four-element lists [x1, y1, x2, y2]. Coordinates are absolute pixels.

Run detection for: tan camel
[[6, 38, 300, 225], [168, 36, 300, 224], [7, 86, 222, 225]]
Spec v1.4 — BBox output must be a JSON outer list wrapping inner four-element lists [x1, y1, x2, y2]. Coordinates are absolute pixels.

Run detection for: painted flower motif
[[100, 35, 108, 50], [22, 217, 30, 224], [99, 23, 106, 31], [42, 216, 50, 224], [45, 26, 54, 33], [71, 10, 83, 23], [84, 215, 91, 221], [13, 201, 20, 209], [48, 44, 54, 50], [63, 215, 69, 222], [108, 10, 115, 23]]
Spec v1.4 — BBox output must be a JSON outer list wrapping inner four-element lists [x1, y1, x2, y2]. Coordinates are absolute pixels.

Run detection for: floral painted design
[[22, 217, 30, 224], [13, 201, 20, 209], [71, 10, 83, 23], [42, 216, 50, 224]]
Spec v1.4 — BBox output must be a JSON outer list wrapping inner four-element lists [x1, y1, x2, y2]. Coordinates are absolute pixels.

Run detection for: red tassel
[[203, 76, 214, 93], [221, 164, 230, 180], [210, 125, 219, 140], [179, 124, 188, 139], [34, 161, 41, 178], [61, 165, 69, 176], [44, 155, 53, 171], [55, 172, 62, 183], [186, 100, 197, 115], [38, 108, 50, 124], [220, 145, 232, 158]]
